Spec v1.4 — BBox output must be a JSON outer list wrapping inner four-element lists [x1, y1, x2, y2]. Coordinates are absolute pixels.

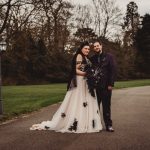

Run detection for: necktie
[[98, 53, 102, 63]]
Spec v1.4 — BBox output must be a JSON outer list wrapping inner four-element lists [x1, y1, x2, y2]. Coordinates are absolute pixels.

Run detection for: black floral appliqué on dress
[[68, 118, 78, 132]]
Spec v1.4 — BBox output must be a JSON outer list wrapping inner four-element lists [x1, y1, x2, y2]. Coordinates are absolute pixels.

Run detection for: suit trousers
[[96, 88, 112, 127]]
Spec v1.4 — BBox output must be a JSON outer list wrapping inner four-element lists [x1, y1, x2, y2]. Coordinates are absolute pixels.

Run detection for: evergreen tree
[[123, 1, 140, 46], [121, 1, 140, 79], [135, 14, 150, 77], [27, 37, 50, 82], [9, 30, 30, 84]]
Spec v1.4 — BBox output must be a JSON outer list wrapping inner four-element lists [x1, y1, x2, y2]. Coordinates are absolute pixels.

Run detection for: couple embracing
[[30, 40, 116, 133]]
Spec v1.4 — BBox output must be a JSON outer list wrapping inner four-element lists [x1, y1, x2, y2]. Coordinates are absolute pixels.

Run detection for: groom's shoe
[[106, 126, 114, 132]]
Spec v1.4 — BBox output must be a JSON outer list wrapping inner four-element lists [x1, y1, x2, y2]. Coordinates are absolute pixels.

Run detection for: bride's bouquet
[[84, 61, 103, 97]]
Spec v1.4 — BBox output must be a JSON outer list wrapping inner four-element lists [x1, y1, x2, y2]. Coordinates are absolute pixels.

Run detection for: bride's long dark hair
[[67, 41, 90, 90]]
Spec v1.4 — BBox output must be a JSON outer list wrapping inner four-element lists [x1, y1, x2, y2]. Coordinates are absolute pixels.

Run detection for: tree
[[0, 0, 12, 35], [92, 0, 122, 38], [2, 31, 51, 84], [6, 30, 30, 84], [5, 0, 36, 49], [123, 1, 140, 46], [1, 0, 74, 85], [32, 0, 73, 53], [120, 1, 141, 79], [74, 27, 98, 43], [73, 4, 92, 29], [135, 14, 150, 77], [27, 37, 50, 81]]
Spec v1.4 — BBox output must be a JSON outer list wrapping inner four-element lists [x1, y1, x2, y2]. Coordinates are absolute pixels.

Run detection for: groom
[[90, 40, 116, 132]]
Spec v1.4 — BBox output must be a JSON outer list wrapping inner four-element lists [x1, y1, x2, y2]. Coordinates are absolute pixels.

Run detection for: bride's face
[[81, 46, 90, 56]]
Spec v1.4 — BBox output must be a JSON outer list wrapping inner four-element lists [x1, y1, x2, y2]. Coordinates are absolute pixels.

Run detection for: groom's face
[[93, 42, 102, 53]]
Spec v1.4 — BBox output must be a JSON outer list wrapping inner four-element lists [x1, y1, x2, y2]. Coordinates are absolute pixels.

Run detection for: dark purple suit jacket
[[90, 52, 116, 89]]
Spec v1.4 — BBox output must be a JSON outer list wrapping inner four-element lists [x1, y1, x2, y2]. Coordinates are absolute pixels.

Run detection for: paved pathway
[[0, 86, 150, 150]]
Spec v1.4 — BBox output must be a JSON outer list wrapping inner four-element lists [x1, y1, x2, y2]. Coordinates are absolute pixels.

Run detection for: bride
[[30, 42, 102, 133]]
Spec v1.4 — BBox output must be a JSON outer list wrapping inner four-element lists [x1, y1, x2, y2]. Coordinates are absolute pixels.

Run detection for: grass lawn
[[2, 84, 66, 121], [1, 79, 150, 121], [115, 79, 150, 89]]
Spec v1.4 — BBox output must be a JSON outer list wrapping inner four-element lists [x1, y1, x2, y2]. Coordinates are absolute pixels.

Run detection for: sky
[[70, 0, 150, 16]]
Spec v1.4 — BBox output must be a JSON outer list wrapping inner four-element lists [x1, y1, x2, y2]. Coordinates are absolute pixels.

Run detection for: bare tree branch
[[0, 0, 12, 35]]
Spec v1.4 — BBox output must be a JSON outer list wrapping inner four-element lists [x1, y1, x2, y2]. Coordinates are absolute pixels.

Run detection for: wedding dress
[[30, 57, 102, 133]]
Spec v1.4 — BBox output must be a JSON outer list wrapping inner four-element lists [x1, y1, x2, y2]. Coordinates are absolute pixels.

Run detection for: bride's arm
[[76, 54, 86, 76]]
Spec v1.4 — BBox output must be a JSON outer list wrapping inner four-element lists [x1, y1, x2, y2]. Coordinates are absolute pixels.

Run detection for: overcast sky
[[70, 0, 150, 16]]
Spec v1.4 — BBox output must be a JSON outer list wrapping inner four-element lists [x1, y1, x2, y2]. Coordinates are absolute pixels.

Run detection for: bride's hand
[[83, 72, 86, 76]]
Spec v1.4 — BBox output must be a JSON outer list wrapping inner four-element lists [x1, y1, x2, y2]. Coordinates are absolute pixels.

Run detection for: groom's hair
[[93, 39, 102, 45]]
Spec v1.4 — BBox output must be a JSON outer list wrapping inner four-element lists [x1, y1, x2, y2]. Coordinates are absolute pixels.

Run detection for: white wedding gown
[[30, 75, 102, 133]]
